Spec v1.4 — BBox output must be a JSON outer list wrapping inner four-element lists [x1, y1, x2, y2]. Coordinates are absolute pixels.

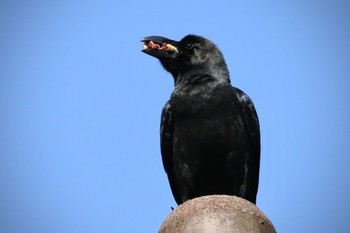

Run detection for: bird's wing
[[160, 102, 181, 204], [234, 87, 261, 204]]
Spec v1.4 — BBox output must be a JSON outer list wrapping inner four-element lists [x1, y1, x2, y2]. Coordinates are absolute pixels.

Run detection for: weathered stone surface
[[159, 195, 276, 233]]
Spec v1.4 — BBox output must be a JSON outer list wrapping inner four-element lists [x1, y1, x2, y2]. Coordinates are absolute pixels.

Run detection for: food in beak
[[143, 41, 178, 52]]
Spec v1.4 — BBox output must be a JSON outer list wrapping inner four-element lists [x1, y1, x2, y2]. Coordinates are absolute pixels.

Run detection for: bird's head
[[141, 35, 230, 83]]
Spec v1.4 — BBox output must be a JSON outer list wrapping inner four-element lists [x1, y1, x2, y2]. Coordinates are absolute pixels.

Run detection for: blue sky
[[1, 1, 349, 232]]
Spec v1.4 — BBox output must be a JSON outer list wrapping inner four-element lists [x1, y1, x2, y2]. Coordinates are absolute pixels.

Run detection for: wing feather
[[160, 102, 182, 204], [234, 87, 261, 204]]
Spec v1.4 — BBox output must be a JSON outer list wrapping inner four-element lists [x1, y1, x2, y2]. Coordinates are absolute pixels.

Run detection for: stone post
[[159, 195, 276, 233]]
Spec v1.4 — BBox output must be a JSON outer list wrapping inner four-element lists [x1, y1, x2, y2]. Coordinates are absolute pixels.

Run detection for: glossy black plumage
[[141, 35, 260, 205]]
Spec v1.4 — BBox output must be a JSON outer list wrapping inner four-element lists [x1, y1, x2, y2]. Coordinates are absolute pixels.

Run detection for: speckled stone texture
[[159, 195, 276, 233]]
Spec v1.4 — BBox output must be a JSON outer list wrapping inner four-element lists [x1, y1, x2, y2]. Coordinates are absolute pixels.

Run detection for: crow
[[141, 35, 260, 205]]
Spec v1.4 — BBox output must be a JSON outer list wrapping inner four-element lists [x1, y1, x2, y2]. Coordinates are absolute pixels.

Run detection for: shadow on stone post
[[159, 195, 276, 233]]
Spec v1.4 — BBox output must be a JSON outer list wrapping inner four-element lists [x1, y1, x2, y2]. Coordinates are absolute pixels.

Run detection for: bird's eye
[[185, 43, 194, 50]]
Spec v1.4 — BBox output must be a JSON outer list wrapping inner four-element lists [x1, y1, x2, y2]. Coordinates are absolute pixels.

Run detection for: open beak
[[141, 36, 179, 59]]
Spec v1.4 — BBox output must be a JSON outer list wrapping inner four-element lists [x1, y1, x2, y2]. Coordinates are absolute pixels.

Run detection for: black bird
[[141, 35, 260, 205]]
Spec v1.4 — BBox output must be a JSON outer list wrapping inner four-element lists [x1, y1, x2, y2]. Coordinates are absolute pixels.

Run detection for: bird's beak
[[141, 36, 179, 59]]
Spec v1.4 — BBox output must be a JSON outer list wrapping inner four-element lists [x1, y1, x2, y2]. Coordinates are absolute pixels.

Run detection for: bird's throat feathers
[[173, 64, 230, 88]]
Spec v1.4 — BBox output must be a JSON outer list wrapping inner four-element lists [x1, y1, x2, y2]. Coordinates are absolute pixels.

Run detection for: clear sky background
[[1, 1, 349, 232]]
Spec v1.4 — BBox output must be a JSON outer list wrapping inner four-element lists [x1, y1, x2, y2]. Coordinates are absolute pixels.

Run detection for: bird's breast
[[171, 87, 225, 116]]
